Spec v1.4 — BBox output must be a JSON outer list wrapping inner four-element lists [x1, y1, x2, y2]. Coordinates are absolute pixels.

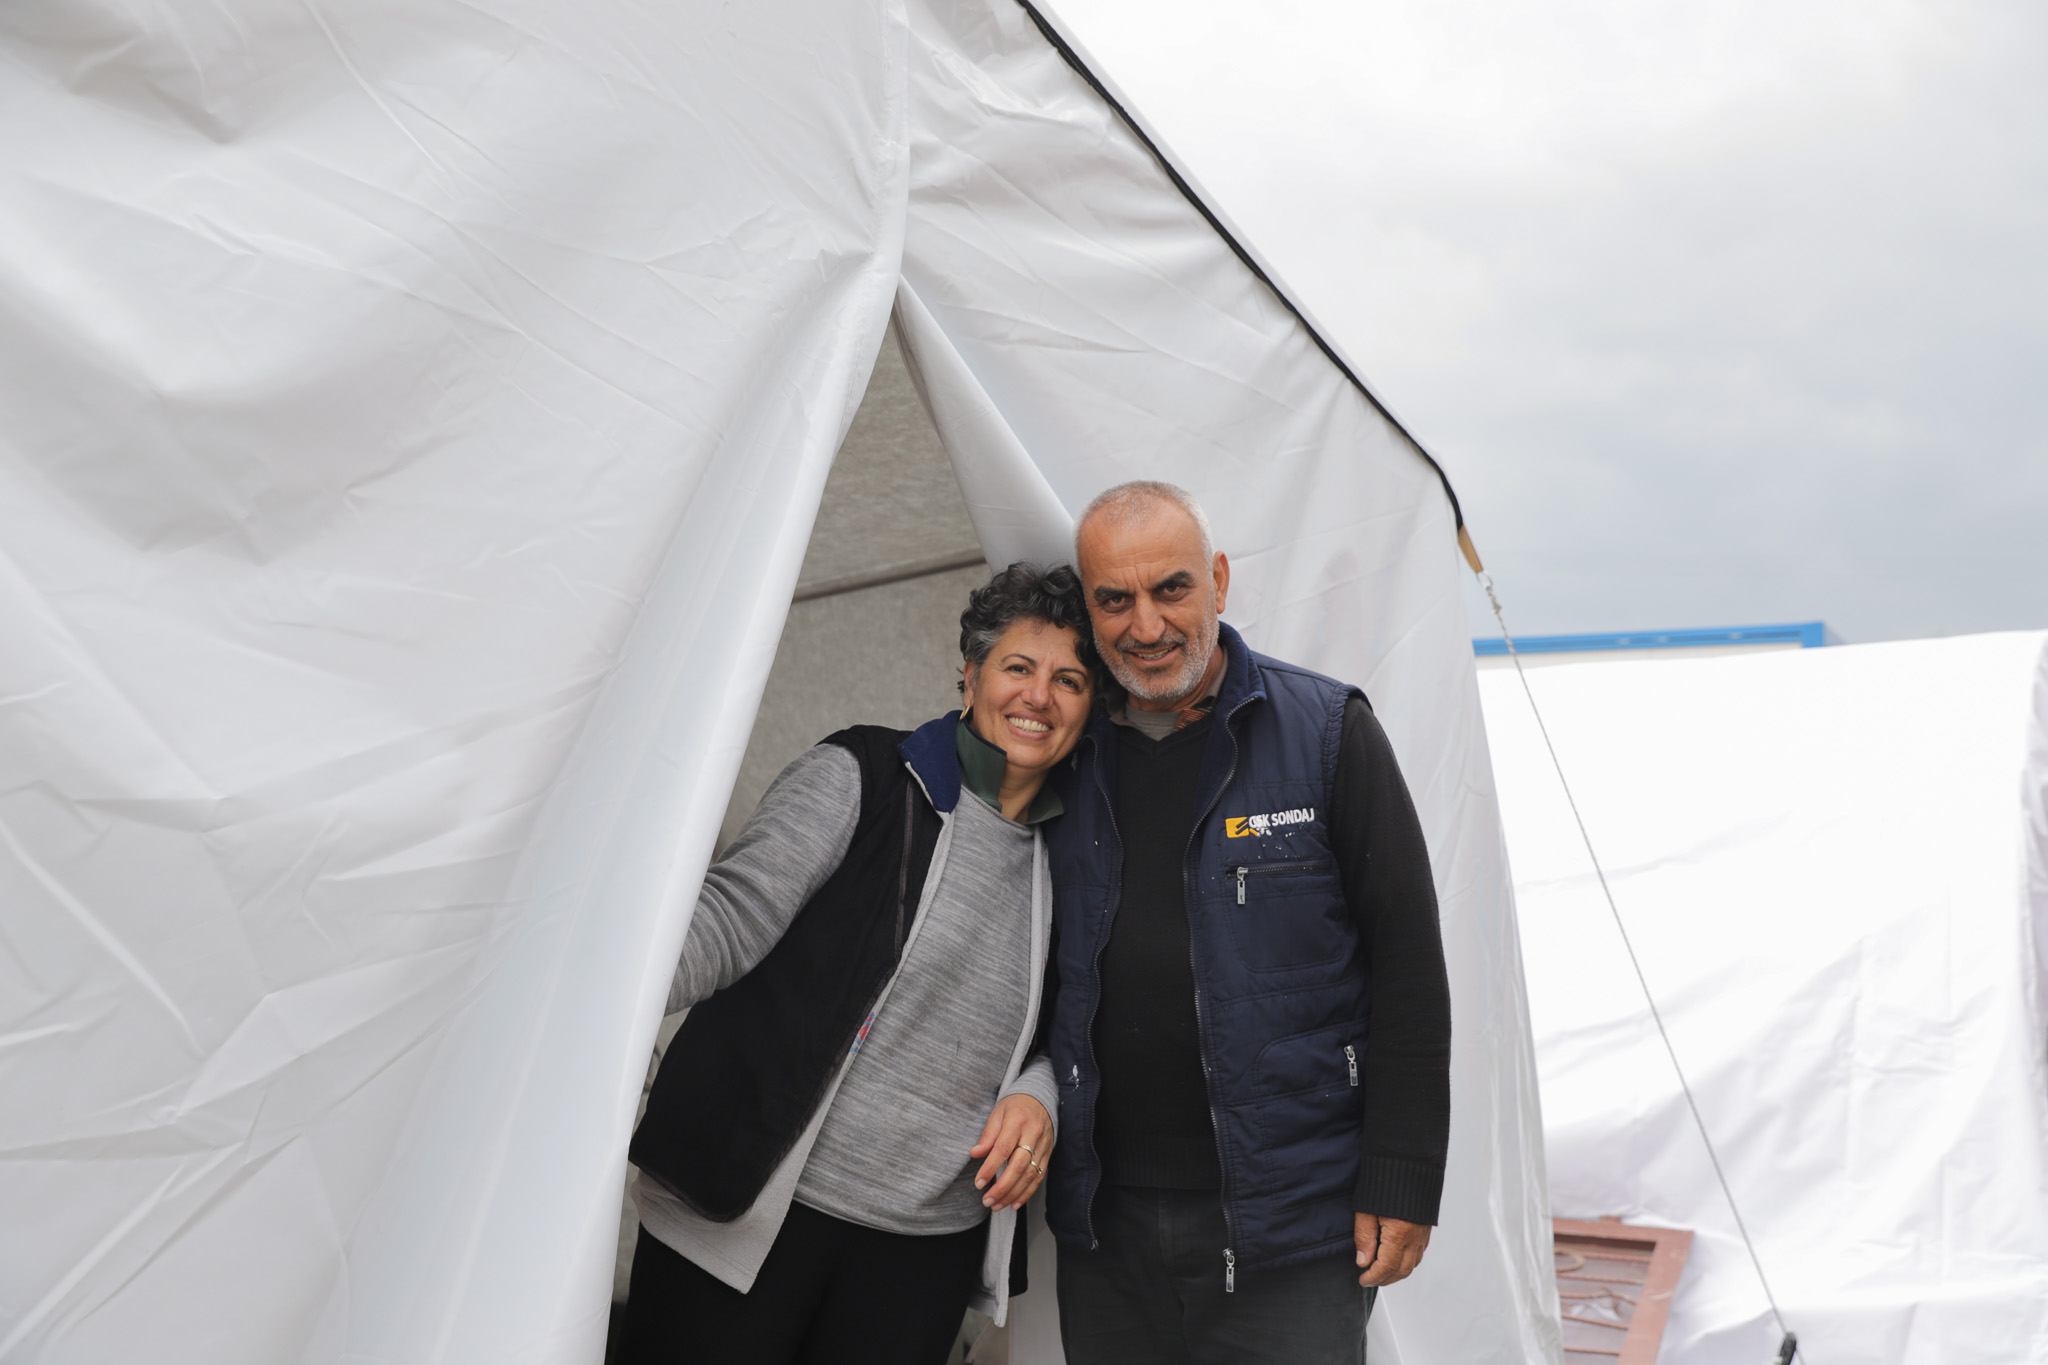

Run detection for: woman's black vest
[[629, 725, 941, 1221]]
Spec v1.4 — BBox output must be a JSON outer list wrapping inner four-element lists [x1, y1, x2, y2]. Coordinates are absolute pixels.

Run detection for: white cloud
[[1057, 0, 2048, 641]]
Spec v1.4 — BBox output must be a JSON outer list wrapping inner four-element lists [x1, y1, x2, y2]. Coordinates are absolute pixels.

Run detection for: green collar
[[956, 716, 1063, 825]]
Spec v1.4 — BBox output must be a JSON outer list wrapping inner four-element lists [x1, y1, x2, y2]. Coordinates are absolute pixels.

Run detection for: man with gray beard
[[1040, 482, 1451, 1364]]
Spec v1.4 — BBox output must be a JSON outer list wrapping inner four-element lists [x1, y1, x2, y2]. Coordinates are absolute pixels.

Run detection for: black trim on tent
[[1011, 0, 1467, 531]]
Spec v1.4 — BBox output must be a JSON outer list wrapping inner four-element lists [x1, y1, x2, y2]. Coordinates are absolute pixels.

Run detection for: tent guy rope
[[1464, 537, 1802, 1365]]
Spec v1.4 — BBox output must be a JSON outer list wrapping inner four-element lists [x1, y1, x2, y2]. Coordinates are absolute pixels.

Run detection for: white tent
[[1483, 632, 2048, 1364], [0, 1, 1555, 1361]]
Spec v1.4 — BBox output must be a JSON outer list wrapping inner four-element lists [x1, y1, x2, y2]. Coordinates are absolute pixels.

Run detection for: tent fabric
[[0, 3, 907, 1360], [0, 0, 1554, 1360], [1483, 632, 2048, 1365], [898, 5, 1555, 1361]]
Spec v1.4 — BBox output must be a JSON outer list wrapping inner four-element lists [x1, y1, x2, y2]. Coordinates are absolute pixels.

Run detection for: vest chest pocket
[[1230, 860, 1324, 904], [1221, 859, 1349, 971]]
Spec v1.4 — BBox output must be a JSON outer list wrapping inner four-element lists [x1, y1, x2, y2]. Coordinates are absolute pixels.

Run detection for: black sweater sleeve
[[1330, 695, 1452, 1225]]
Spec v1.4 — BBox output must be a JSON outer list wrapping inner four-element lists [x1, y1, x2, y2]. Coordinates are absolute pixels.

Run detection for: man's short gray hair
[[1076, 480, 1215, 561]]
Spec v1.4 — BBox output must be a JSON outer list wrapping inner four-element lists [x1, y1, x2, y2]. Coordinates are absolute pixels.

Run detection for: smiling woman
[[615, 562, 1100, 1365], [959, 564, 1105, 821]]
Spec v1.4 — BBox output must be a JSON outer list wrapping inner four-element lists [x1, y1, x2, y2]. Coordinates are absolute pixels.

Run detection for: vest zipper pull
[[1224, 1248, 1236, 1292], [1344, 1044, 1359, 1087], [1236, 867, 1248, 905]]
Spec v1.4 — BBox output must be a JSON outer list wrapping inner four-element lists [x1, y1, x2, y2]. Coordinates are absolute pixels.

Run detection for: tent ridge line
[[1008, 0, 1466, 531]]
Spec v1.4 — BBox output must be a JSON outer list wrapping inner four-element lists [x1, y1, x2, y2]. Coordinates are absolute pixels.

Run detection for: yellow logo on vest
[[1225, 808, 1317, 838]]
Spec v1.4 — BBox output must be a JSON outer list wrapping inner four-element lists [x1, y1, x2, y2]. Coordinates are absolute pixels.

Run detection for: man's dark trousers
[[1055, 1186, 1374, 1365]]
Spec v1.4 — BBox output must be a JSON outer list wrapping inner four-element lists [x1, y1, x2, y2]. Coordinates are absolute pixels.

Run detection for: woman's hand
[[969, 1094, 1053, 1211]]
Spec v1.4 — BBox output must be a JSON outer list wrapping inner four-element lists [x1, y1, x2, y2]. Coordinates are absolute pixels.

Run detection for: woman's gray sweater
[[635, 742, 1057, 1294]]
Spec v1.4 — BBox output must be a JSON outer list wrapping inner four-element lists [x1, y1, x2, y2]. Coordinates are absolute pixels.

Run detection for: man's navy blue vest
[[1045, 623, 1369, 1275]]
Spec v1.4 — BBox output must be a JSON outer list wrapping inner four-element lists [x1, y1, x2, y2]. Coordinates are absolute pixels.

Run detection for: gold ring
[[1029, 1160, 1043, 1173]]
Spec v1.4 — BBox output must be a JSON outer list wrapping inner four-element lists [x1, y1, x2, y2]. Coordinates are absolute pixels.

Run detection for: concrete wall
[[715, 321, 988, 846]]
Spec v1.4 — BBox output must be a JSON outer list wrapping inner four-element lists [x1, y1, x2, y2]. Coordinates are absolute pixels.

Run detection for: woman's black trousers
[[615, 1203, 984, 1365]]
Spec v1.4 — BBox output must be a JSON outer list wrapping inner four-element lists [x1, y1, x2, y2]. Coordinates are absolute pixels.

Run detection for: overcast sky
[[1057, 0, 2048, 644]]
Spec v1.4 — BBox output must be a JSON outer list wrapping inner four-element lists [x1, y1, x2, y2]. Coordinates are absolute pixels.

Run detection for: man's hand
[[970, 1094, 1053, 1211], [1355, 1213, 1431, 1287]]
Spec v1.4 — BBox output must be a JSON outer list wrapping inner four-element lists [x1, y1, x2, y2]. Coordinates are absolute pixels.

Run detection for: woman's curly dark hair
[[957, 562, 1102, 694]]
